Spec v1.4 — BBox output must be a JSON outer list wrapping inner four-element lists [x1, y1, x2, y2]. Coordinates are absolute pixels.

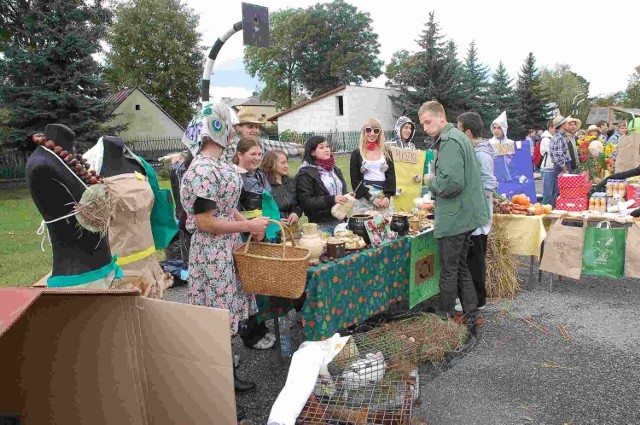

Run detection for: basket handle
[[243, 219, 297, 259]]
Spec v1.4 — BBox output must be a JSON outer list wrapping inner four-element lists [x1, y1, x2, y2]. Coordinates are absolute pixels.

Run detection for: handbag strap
[[243, 219, 297, 259]]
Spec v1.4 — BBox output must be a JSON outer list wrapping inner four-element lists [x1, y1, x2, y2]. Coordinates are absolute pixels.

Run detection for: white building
[[268, 85, 402, 134]]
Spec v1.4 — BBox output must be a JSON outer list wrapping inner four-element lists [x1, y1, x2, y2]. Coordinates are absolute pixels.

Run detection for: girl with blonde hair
[[349, 117, 396, 214]]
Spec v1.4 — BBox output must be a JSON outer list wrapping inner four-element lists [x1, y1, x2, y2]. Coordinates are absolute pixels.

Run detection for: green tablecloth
[[257, 231, 439, 341]]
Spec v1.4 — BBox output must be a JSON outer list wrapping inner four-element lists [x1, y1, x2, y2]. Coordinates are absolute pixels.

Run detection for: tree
[[244, 0, 383, 109], [486, 61, 519, 136], [298, 0, 384, 96], [387, 12, 466, 122], [104, 0, 203, 126], [513, 53, 549, 138], [244, 9, 307, 109], [460, 41, 491, 127], [0, 0, 118, 151], [624, 65, 640, 108], [539, 64, 590, 121]]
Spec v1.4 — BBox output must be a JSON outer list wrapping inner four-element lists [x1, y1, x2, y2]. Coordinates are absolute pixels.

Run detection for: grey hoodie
[[388, 116, 416, 149], [473, 139, 498, 235]]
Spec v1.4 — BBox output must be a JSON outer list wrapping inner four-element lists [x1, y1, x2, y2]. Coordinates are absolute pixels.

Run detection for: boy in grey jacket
[[456, 112, 497, 312]]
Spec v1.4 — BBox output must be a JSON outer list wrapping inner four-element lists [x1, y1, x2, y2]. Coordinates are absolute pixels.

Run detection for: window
[[337, 96, 344, 116], [135, 104, 141, 111]]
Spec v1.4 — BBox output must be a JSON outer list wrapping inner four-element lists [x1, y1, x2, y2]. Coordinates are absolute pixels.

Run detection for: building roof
[[103, 87, 185, 131], [224, 96, 277, 109], [103, 87, 137, 114], [267, 85, 347, 121], [586, 106, 640, 125]]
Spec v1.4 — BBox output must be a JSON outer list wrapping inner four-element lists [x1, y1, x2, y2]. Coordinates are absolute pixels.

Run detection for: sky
[[186, 0, 640, 101]]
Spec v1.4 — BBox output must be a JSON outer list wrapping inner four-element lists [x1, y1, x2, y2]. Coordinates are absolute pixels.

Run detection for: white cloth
[[488, 111, 514, 146], [362, 156, 386, 181], [84, 137, 143, 174], [267, 333, 351, 425]]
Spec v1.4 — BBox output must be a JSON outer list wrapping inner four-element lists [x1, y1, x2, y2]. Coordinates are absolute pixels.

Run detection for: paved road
[[416, 269, 640, 424]]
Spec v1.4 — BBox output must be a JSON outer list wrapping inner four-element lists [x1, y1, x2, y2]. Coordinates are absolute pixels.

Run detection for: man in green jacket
[[420, 101, 489, 321]]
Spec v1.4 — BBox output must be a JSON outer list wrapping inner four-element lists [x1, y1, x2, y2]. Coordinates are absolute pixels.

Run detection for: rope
[[36, 211, 79, 252]]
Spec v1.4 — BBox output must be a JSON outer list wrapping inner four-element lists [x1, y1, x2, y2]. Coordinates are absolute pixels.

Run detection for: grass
[[0, 155, 352, 287]]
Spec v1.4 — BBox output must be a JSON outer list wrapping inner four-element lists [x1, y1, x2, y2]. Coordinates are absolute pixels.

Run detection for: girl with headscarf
[[180, 102, 269, 419], [296, 136, 348, 234], [350, 117, 397, 214]]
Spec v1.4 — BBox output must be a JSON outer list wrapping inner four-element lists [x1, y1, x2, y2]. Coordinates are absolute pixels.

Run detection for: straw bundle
[[75, 183, 117, 237], [486, 218, 521, 299]]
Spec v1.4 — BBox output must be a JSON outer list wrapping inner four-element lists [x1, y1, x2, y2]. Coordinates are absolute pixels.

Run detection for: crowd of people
[[176, 100, 607, 420]]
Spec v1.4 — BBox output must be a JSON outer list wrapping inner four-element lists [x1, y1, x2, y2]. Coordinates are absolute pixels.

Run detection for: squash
[[512, 194, 531, 207]]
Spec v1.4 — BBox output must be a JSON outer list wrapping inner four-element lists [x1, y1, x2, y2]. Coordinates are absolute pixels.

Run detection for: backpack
[[533, 139, 543, 167]]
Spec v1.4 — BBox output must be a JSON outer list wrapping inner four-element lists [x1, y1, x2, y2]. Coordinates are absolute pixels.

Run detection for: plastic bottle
[[278, 316, 292, 358]]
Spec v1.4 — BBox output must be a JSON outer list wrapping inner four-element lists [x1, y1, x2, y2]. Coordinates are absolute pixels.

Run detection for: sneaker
[[478, 303, 486, 311], [454, 298, 463, 312], [265, 332, 276, 342]]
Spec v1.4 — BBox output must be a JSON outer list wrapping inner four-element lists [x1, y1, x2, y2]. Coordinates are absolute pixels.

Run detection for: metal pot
[[347, 214, 372, 245]]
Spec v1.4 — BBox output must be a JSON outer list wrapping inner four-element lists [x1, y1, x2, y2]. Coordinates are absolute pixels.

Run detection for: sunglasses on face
[[365, 127, 381, 135]]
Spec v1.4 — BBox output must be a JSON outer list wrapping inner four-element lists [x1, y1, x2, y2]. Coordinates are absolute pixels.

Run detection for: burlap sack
[[540, 217, 586, 279], [625, 222, 640, 279], [614, 133, 640, 174]]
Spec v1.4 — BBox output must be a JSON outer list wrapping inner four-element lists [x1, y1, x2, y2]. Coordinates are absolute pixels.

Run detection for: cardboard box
[[0, 288, 236, 424], [556, 197, 588, 212]]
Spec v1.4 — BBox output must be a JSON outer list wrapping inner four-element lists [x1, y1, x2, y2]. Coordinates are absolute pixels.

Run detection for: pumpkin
[[512, 194, 531, 207]]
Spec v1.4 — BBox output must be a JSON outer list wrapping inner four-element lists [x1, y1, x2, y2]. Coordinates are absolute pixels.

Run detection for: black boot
[[236, 402, 246, 421], [233, 363, 256, 394]]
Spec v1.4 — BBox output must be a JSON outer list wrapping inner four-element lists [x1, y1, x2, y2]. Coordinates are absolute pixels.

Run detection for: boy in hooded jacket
[[387, 116, 417, 149], [456, 112, 497, 311]]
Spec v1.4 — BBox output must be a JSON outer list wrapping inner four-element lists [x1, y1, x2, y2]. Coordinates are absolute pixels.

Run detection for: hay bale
[[486, 218, 521, 299]]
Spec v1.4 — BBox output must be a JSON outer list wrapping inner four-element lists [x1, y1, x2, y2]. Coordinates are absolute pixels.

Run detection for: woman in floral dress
[[180, 102, 269, 420]]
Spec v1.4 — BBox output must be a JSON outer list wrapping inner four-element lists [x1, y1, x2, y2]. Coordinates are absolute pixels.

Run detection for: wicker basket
[[234, 220, 310, 298]]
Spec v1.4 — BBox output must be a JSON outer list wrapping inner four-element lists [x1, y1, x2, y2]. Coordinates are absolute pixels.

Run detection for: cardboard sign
[[392, 149, 426, 212], [409, 230, 440, 309], [494, 143, 516, 156], [493, 139, 537, 201], [390, 148, 418, 164]]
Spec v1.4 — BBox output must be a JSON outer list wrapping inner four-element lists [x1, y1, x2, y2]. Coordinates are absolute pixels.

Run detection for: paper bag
[[625, 222, 640, 279], [539, 217, 585, 279], [614, 133, 640, 174], [581, 221, 626, 279]]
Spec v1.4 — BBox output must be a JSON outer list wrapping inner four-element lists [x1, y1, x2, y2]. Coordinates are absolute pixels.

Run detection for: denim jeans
[[541, 169, 557, 207], [437, 232, 478, 317]]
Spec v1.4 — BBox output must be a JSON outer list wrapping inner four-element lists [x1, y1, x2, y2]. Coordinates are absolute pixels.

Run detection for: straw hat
[[552, 115, 568, 128], [586, 124, 600, 134], [237, 110, 266, 126], [567, 117, 582, 129]]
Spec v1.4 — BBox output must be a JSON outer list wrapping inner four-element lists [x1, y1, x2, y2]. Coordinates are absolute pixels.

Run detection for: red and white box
[[556, 197, 589, 212], [558, 173, 591, 198]]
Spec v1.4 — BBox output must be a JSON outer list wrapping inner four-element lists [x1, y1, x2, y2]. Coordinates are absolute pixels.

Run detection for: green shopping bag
[[261, 191, 281, 240], [581, 221, 626, 278]]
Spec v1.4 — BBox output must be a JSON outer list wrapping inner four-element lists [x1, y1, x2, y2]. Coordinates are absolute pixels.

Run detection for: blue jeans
[[541, 169, 557, 207]]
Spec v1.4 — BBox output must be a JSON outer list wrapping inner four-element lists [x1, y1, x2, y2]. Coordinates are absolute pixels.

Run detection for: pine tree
[[388, 12, 465, 122], [487, 61, 519, 138], [514, 53, 549, 139], [461, 41, 491, 127], [0, 0, 119, 151]]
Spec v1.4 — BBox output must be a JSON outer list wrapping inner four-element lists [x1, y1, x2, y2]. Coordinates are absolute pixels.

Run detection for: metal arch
[[200, 21, 243, 103]]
